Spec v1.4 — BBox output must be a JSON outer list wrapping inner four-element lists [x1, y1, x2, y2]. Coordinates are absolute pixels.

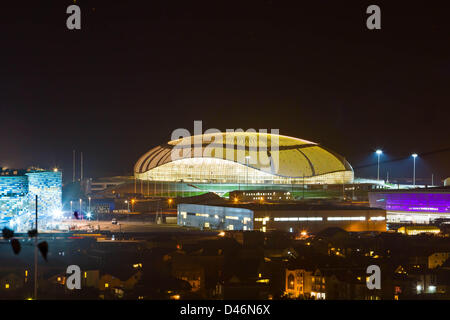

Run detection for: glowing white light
[[86, 212, 92, 219], [274, 217, 322, 221], [327, 216, 366, 221], [376, 150, 382, 155], [409, 207, 438, 211], [52, 209, 63, 219], [369, 216, 386, 221], [412, 153, 418, 158]]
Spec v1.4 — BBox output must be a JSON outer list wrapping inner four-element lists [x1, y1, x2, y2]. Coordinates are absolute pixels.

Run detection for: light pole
[[34, 195, 38, 300], [125, 200, 129, 212], [412, 153, 418, 187], [79, 199, 82, 218], [70, 200, 73, 213], [88, 196, 91, 213], [376, 150, 382, 181]]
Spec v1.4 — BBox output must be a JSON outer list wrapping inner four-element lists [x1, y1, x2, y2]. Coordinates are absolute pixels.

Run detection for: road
[[62, 219, 187, 233]]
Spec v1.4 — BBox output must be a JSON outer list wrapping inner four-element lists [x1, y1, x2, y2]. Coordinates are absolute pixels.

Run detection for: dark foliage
[[2, 227, 14, 239], [38, 241, 48, 260], [10, 238, 21, 255]]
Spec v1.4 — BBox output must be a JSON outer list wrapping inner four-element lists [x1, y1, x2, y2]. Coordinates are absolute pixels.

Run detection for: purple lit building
[[368, 187, 450, 224]]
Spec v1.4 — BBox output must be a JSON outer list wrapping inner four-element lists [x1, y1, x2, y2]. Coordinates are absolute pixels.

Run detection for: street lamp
[[86, 212, 92, 220], [375, 150, 383, 181], [79, 198, 82, 216], [125, 200, 129, 212], [70, 200, 73, 213], [88, 196, 91, 212], [412, 153, 418, 187]]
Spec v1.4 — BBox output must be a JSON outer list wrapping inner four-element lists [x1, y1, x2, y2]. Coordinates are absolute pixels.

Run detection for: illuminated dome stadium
[[134, 132, 353, 185]]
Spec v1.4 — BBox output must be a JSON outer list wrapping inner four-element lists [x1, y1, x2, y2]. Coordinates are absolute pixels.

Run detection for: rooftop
[[178, 193, 381, 211], [369, 186, 450, 194]]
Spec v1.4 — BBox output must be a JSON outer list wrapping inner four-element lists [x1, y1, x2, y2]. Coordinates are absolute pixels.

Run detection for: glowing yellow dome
[[134, 132, 353, 184]]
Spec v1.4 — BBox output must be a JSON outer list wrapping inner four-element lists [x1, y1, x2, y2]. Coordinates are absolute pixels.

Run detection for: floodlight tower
[[376, 150, 383, 181], [412, 153, 418, 187]]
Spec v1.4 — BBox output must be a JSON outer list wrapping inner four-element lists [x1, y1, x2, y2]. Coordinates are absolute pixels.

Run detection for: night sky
[[1, 0, 449, 183]]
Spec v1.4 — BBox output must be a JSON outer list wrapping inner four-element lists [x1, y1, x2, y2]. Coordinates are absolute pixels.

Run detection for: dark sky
[[1, 0, 449, 183]]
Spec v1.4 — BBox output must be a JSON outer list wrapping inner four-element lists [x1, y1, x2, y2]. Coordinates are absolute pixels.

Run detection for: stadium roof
[[135, 132, 353, 178]]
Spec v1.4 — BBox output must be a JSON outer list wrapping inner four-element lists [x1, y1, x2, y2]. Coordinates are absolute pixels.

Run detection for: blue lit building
[[178, 203, 254, 231], [0, 175, 29, 224], [0, 169, 62, 230]]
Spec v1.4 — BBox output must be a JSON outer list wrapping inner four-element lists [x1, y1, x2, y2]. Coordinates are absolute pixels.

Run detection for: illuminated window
[[287, 274, 295, 290], [195, 213, 209, 217]]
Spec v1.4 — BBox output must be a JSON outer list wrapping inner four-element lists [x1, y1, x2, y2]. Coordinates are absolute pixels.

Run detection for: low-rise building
[[178, 203, 253, 231], [369, 187, 450, 224], [398, 225, 440, 236], [177, 202, 386, 233], [285, 268, 313, 298]]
